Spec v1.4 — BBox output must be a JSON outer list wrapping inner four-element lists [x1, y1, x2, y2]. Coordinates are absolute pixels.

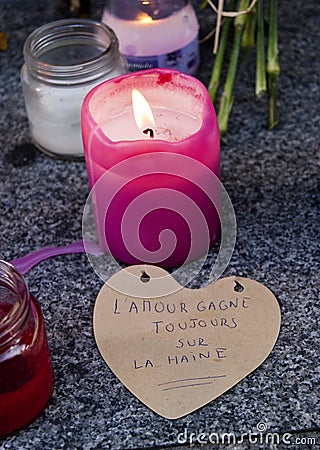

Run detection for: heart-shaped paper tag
[[93, 265, 281, 419]]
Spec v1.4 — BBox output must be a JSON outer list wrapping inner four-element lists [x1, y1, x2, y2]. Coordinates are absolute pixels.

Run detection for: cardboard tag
[[93, 265, 281, 419]]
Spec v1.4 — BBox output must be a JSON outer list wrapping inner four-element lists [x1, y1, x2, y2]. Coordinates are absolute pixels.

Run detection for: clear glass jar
[[102, 0, 200, 74], [21, 19, 128, 160], [0, 260, 54, 436]]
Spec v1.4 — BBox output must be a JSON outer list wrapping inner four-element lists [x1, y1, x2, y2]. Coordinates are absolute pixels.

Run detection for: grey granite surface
[[0, 0, 319, 449]]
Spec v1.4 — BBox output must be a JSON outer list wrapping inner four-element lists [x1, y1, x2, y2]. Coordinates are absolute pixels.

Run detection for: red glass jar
[[0, 260, 54, 436]]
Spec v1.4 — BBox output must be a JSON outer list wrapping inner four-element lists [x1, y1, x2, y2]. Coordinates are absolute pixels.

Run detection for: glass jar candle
[[0, 260, 54, 436], [21, 19, 128, 160], [102, 0, 200, 74]]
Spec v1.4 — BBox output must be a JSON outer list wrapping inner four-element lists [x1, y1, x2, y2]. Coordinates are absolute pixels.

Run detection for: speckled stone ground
[[0, 0, 319, 449]]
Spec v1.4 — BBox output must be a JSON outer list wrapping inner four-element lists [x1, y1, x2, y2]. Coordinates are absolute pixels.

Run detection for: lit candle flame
[[132, 88, 156, 137], [136, 11, 153, 23]]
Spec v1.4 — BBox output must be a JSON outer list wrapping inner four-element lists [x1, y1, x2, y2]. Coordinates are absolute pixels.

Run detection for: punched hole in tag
[[234, 280, 244, 292], [140, 271, 151, 283]]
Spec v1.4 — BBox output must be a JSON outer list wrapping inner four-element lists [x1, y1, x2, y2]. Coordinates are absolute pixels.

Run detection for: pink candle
[[81, 69, 220, 267]]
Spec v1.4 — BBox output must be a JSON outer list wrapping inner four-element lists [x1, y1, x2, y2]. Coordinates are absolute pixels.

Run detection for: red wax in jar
[[0, 261, 54, 436]]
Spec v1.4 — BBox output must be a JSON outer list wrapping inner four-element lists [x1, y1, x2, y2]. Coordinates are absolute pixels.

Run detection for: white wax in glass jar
[[21, 74, 122, 157], [21, 19, 127, 159], [102, 2, 199, 74]]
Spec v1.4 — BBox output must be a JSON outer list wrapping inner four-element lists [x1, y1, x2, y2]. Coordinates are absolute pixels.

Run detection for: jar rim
[[104, 0, 189, 20], [23, 19, 121, 85], [0, 260, 30, 348]]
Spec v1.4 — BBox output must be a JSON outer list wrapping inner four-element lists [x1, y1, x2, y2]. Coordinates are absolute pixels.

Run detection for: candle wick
[[143, 128, 154, 139]]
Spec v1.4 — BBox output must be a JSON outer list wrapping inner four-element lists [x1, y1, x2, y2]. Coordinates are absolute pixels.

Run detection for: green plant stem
[[217, 0, 250, 138], [255, 0, 267, 97], [208, 0, 236, 105], [200, 0, 208, 10], [242, 6, 256, 48], [267, 0, 280, 129]]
